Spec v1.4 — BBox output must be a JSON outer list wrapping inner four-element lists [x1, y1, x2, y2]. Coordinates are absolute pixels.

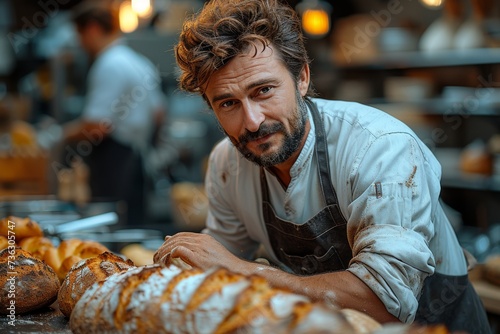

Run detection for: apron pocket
[[280, 246, 341, 275]]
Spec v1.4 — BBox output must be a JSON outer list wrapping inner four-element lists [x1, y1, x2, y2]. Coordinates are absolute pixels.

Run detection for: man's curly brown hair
[[175, 0, 312, 101]]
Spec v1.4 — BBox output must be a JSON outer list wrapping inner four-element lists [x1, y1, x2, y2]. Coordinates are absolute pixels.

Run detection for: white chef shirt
[[203, 98, 467, 323], [83, 39, 163, 152]]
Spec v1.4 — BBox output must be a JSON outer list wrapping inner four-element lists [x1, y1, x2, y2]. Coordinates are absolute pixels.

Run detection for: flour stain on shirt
[[405, 166, 417, 188], [221, 171, 228, 183]]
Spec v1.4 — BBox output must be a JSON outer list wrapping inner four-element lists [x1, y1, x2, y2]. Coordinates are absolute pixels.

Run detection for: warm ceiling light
[[131, 0, 152, 18], [296, 0, 332, 38], [419, 0, 444, 8], [119, 1, 139, 33], [302, 9, 330, 37]]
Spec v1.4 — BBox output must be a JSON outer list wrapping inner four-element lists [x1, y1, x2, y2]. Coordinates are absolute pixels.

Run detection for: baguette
[[69, 264, 368, 334]]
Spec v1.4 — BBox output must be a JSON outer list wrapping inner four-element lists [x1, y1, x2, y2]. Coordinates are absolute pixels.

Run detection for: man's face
[[204, 45, 310, 168], [76, 23, 100, 57]]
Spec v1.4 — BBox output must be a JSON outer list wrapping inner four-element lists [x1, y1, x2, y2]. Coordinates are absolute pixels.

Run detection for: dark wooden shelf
[[370, 99, 500, 116], [336, 48, 500, 70], [441, 172, 500, 192]]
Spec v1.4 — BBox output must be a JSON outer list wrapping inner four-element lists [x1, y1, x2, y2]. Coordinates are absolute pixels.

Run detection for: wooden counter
[[0, 302, 70, 334]]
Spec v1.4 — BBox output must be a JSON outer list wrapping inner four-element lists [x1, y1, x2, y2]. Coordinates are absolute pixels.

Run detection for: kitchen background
[[1, 0, 500, 323]]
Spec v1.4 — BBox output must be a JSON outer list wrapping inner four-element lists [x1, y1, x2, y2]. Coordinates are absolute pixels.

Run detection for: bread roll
[[120, 243, 155, 266], [0, 247, 60, 314], [0, 216, 43, 242], [58, 252, 135, 318], [69, 264, 366, 334]]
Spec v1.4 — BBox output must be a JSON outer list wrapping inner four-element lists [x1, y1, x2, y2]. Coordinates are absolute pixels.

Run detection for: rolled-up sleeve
[[346, 132, 436, 323]]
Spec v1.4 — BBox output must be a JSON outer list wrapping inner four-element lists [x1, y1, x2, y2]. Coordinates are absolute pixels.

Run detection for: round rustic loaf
[[58, 251, 135, 318], [0, 247, 60, 314]]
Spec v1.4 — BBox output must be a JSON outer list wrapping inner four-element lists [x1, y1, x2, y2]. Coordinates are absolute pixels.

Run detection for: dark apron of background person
[[262, 98, 492, 334], [80, 137, 144, 226]]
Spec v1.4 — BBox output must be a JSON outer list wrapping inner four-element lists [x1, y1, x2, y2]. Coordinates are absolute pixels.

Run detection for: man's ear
[[298, 64, 310, 97]]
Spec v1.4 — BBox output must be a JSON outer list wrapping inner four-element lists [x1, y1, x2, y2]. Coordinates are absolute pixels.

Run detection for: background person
[[62, 1, 165, 225]]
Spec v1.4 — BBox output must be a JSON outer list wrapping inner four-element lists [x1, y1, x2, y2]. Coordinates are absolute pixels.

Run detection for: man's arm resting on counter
[[63, 119, 107, 143], [230, 258, 399, 324], [154, 232, 400, 324]]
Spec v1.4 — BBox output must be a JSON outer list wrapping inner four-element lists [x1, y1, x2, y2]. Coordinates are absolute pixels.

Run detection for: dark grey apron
[[261, 99, 352, 275], [261, 99, 492, 333], [415, 272, 491, 333]]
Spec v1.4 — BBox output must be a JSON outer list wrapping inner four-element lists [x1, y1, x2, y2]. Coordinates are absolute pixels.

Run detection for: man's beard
[[226, 91, 308, 168]]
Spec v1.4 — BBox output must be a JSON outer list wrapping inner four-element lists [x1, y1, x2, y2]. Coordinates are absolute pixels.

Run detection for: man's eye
[[259, 86, 272, 95], [221, 100, 234, 108]]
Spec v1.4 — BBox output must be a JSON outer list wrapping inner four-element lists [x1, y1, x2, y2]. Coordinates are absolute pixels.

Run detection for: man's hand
[[153, 232, 243, 271]]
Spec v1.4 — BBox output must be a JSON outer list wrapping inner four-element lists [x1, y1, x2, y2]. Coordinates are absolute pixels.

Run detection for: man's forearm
[[234, 260, 400, 324], [63, 120, 106, 143]]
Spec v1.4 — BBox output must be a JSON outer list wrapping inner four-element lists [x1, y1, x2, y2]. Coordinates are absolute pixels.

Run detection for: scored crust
[[58, 252, 135, 318]]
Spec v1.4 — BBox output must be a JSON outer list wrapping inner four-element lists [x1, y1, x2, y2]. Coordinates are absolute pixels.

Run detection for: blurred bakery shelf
[[0, 154, 49, 196], [336, 48, 500, 70], [435, 148, 500, 193], [441, 172, 500, 192], [371, 99, 500, 117]]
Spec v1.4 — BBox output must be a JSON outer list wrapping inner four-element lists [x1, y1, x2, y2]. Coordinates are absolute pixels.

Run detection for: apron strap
[[306, 99, 339, 206]]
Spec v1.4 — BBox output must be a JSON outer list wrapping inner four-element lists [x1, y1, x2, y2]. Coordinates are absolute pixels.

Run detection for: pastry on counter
[[120, 243, 155, 266]]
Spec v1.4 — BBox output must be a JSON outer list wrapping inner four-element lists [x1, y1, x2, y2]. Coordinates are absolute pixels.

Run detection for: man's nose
[[242, 101, 265, 133]]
